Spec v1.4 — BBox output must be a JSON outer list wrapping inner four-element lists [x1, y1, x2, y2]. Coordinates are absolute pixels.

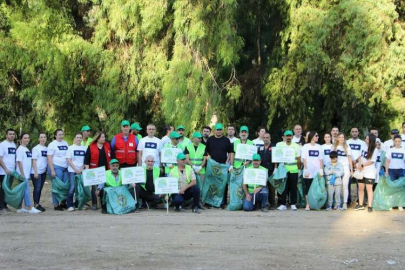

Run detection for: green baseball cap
[[176, 153, 186, 160], [110, 158, 119, 165], [192, 132, 203, 138], [252, 153, 261, 161], [121, 120, 130, 127], [169, 131, 182, 139], [284, 130, 293, 136], [130, 123, 142, 131], [176, 125, 185, 130], [81, 125, 91, 132], [240, 125, 249, 133], [214, 123, 224, 130]]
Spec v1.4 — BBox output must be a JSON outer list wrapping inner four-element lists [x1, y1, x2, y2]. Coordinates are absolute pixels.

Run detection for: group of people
[[0, 120, 404, 214]]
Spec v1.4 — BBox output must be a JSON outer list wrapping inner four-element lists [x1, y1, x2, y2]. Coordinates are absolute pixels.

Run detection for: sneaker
[[354, 205, 365, 211], [101, 208, 107, 214], [399, 207, 404, 212], [54, 205, 64, 211], [291, 205, 297, 211], [198, 204, 206, 210], [326, 206, 332, 211], [343, 203, 347, 210], [28, 207, 41, 214], [174, 206, 181, 212], [36, 205, 46, 212], [91, 204, 98, 210], [261, 207, 269, 213], [368, 207, 373, 213], [338, 206, 344, 211], [60, 204, 67, 209], [277, 205, 287, 211], [67, 207, 75, 212], [192, 207, 200, 214], [17, 208, 29, 213]]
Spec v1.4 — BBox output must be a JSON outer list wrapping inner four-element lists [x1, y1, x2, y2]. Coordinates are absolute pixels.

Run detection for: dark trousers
[[172, 185, 200, 208], [91, 185, 98, 205], [139, 188, 161, 204], [304, 178, 313, 196], [0, 175, 5, 209], [30, 173, 46, 205], [222, 184, 228, 205], [266, 181, 277, 207], [280, 172, 298, 205]]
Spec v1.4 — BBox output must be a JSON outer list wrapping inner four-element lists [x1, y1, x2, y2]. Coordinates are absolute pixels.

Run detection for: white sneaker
[[291, 205, 297, 211], [28, 207, 41, 214], [399, 207, 404, 212], [67, 207, 75, 212], [17, 208, 29, 213], [277, 205, 287, 211]]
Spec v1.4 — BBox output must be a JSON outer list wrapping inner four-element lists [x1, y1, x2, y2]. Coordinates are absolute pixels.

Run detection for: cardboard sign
[[121, 166, 146, 184], [82, 167, 106, 186], [154, 177, 179, 194]]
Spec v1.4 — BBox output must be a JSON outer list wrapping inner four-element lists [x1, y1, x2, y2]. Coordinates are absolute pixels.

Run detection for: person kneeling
[[169, 153, 200, 214], [141, 155, 166, 208], [243, 154, 269, 212]]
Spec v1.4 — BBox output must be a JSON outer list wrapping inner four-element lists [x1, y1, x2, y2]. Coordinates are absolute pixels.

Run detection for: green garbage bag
[[296, 172, 306, 208], [308, 174, 327, 210], [103, 186, 136, 214], [202, 159, 229, 207], [51, 177, 69, 203], [268, 164, 287, 194], [373, 176, 405, 210], [2, 172, 27, 209], [227, 167, 245, 211], [75, 175, 92, 210]]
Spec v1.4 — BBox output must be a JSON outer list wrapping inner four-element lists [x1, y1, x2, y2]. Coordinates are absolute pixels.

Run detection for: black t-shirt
[[145, 169, 155, 193], [258, 143, 275, 173], [206, 136, 233, 164], [184, 145, 208, 156], [84, 146, 108, 170]]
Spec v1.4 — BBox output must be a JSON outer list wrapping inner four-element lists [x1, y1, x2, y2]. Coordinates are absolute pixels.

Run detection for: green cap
[[81, 125, 91, 132], [240, 125, 249, 133], [177, 153, 186, 160], [169, 131, 182, 139], [252, 153, 261, 161], [192, 132, 203, 138], [130, 123, 142, 131], [121, 120, 130, 127], [110, 158, 119, 165], [214, 123, 224, 130], [176, 125, 185, 130], [284, 130, 293, 136]]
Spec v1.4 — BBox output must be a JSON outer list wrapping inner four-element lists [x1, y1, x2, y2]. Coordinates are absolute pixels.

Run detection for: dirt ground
[[0, 181, 404, 270]]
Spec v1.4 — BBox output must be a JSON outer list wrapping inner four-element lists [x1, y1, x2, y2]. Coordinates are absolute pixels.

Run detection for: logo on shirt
[[26, 151, 32, 158], [392, 153, 404, 159], [145, 142, 157, 149], [324, 149, 330, 155], [349, 144, 361, 151], [41, 151, 47, 157], [309, 150, 319, 157], [337, 150, 347, 157], [362, 151, 368, 158], [57, 145, 68, 151], [8, 148, 16, 154], [376, 156, 381, 163], [74, 150, 86, 156]]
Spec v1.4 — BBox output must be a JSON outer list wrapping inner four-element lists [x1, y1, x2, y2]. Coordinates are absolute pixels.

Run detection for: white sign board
[[272, 147, 296, 163], [121, 166, 146, 184], [235, 144, 258, 160], [154, 177, 179, 194], [161, 148, 183, 164], [243, 168, 268, 186], [82, 167, 106, 186]]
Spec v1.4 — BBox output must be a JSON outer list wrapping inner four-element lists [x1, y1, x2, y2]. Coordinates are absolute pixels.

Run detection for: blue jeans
[[67, 172, 77, 208], [31, 173, 46, 205], [49, 164, 69, 205], [388, 169, 405, 181], [172, 186, 200, 208], [243, 188, 269, 211], [22, 178, 32, 208]]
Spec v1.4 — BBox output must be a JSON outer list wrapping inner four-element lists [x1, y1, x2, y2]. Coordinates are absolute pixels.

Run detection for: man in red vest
[[111, 120, 138, 168]]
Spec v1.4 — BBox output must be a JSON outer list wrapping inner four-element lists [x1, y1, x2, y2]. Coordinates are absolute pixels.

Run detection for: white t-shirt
[[375, 148, 382, 183], [360, 149, 378, 179], [66, 144, 87, 173], [301, 143, 323, 178], [138, 136, 162, 167], [383, 139, 394, 153], [16, 145, 32, 178], [228, 137, 238, 143], [321, 144, 332, 167], [292, 136, 301, 144], [385, 147, 405, 169], [0, 140, 16, 175], [252, 138, 264, 148], [47, 140, 69, 168], [347, 138, 366, 161], [334, 145, 352, 168], [31, 144, 48, 174], [161, 135, 171, 147]]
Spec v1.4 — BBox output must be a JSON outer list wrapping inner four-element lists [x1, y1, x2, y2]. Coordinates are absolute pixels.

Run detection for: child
[[324, 151, 344, 211]]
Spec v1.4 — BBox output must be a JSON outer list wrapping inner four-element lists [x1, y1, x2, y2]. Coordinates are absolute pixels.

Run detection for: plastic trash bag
[[296, 175, 306, 208], [202, 159, 229, 207], [103, 186, 136, 214], [373, 176, 405, 210], [75, 175, 92, 210], [227, 167, 245, 211], [51, 176, 69, 203], [268, 164, 287, 194], [2, 172, 27, 209], [308, 174, 327, 210]]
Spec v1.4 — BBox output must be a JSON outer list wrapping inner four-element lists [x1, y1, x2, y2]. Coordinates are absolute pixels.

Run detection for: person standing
[[233, 126, 254, 169], [275, 130, 301, 211], [161, 125, 174, 146], [331, 126, 339, 144], [227, 125, 238, 143], [66, 133, 87, 211], [324, 151, 344, 211], [0, 129, 16, 212], [252, 127, 266, 148], [81, 125, 93, 147], [383, 129, 399, 152], [185, 132, 208, 188], [111, 120, 137, 168], [47, 129, 69, 211], [370, 127, 379, 138], [130, 123, 143, 142], [322, 133, 333, 167], [257, 133, 276, 209], [401, 122, 405, 147], [31, 132, 48, 212], [385, 135, 405, 181], [292, 124, 302, 144], [374, 138, 383, 189], [243, 154, 269, 212], [138, 124, 162, 167], [201, 126, 211, 145], [176, 125, 192, 149]]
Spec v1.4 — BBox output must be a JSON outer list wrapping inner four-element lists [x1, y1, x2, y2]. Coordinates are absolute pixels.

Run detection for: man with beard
[[201, 126, 211, 145], [232, 126, 254, 169], [258, 133, 277, 209]]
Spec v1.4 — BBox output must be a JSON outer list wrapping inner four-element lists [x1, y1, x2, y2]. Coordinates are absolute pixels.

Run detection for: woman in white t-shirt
[[385, 135, 405, 182], [16, 133, 41, 214], [66, 133, 87, 212], [302, 131, 324, 211], [332, 133, 353, 210], [322, 133, 333, 166], [355, 134, 378, 212], [374, 138, 382, 188], [31, 132, 48, 212], [47, 129, 69, 211]]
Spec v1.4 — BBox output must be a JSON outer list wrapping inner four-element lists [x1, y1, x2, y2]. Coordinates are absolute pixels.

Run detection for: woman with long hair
[[31, 132, 48, 212], [322, 133, 333, 166]]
